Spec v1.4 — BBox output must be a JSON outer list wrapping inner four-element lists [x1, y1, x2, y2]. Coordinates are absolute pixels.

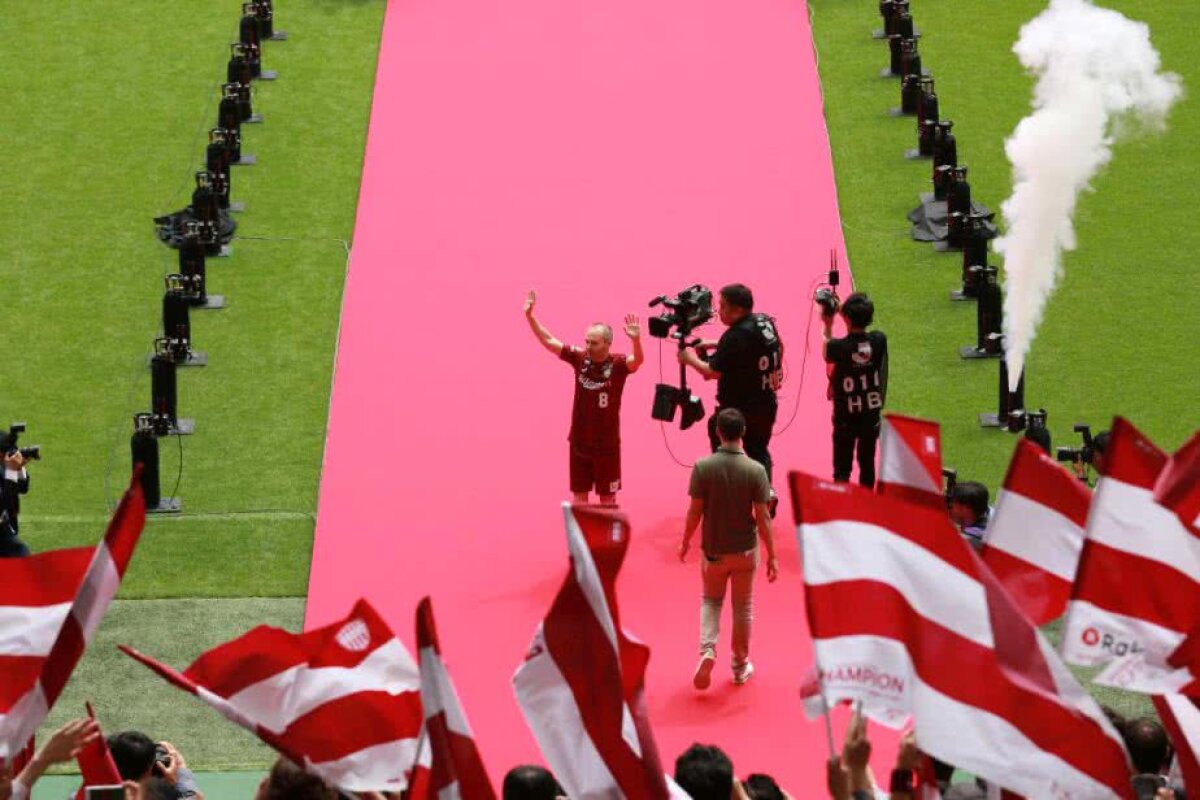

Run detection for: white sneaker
[[733, 661, 755, 685], [693, 656, 715, 690]]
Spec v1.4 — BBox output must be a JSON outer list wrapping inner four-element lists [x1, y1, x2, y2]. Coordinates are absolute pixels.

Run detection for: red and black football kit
[[559, 345, 630, 495]]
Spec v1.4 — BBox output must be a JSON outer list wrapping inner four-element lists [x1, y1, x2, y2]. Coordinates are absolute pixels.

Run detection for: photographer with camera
[[822, 293, 887, 488], [524, 290, 644, 505], [0, 425, 37, 558], [1057, 426, 1110, 485], [677, 285, 783, 488], [108, 733, 203, 799]]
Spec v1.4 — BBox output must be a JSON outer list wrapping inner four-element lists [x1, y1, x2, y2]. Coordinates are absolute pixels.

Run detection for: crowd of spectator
[[3, 703, 1185, 800]]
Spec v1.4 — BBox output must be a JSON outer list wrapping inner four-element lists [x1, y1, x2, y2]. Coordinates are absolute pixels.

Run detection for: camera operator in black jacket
[[0, 431, 33, 558], [823, 292, 888, 489], [678, 284, 784, 488]]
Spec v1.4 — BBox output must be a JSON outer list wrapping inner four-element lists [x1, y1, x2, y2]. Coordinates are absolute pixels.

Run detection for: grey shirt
[[689, 445, 770, 556]]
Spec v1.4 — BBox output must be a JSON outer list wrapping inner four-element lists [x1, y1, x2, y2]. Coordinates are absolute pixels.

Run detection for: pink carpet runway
[[308, 0, 851, 792]]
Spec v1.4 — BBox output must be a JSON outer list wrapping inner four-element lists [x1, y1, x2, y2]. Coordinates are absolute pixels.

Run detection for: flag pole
[[795, 481, 839, 762]]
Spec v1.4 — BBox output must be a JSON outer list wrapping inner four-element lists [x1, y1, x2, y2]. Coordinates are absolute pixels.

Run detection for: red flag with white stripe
[[513, 504, 673, 800], [1060, 418, 1200, 694], [74, 702, 121, 799], [877, 414, 944, 509], [1153, 695, 1200, 793], [1155, 432, 1200, 536], [790, 471, 1133, 798], [981, 439, 1091, 626], [120, 598, 422, 793], [409, 596, 495, 800], [0, 474, 146, 760]]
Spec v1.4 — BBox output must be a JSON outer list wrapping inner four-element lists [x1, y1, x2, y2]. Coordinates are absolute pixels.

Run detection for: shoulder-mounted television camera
[[815, 251, 841, 314], [648, 285, 713, 340]]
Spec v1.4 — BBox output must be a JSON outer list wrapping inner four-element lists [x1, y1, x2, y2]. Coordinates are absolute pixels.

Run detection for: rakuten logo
[[1079, 627, 1143, 657]]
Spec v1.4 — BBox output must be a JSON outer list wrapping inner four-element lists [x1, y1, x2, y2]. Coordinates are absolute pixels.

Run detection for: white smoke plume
[[995, 0, 1181, 389]]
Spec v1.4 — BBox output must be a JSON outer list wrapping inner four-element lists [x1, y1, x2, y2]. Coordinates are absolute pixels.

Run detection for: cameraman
[[0, 432, 31, 558], [822, 292, 887, 488], [1072, 430, 1110, 484], [678, 284, 783, 488]]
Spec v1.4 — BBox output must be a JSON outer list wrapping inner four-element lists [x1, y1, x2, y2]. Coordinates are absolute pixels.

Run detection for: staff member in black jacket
[[823, 292, 888, 489], [0, 433, 32, 558], [678, 284, 784, 486]]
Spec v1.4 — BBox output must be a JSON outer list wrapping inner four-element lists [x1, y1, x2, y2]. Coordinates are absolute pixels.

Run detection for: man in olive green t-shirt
[[679, 408, 779, 690]]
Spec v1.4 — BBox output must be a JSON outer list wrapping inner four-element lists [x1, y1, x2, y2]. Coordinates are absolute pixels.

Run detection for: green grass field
[[4, 0, 1196, 783], [809, 0, 1198, 493], [1, 0, 386, 775]]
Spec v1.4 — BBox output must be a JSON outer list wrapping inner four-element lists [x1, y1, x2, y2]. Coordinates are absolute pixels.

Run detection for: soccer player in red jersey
[[524, 289, 644, 505]]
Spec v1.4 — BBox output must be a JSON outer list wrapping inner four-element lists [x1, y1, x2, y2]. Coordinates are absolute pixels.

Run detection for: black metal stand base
[[260, 70, 279, 81], [148, 351, 207, 367], [880, 67, 929, 79], [270, 31, 288, 41], [960, 346, 1001, 360], [195, 295, 226, 310], [233, 155, 258, 166], [904, 148, 930, 160], [170, 418, 196, 435], [147, 497, 182, 514]]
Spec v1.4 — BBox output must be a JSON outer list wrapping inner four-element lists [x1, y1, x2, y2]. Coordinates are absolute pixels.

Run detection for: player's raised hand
[[524, 289, 537, 315], [624, 313, 640, 339]]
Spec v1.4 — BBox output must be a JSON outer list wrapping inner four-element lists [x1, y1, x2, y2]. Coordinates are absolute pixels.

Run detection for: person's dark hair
[[675, 743, 734, 800], [715, 408, 747, 442], [743, 773, 786, 800], [949, 481, 989, 523], [107, 731, 157, 781], [1093, 430, 1111, 457], [1124, 716, 1170, 775], [720, 284, 754, 312], [260, 758, 337, 800], [502, 765, 563, 800], [1101, 705, 1127, 733], [840, 292, 874, 328]]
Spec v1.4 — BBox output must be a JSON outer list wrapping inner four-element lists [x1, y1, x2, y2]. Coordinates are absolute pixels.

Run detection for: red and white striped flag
[[1153, 695, 1200, 793], [0, 475, 146, 759], [121, 598, 422, 793], [790, 471, 1133, 799], [877, 414, 944, 509], [407, 596, 495, 800], [1061, 418, 1200, 694], [981, 439, 1091, 626], [1155, 432, 1200, 536], [513, 504, 674, 800]]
